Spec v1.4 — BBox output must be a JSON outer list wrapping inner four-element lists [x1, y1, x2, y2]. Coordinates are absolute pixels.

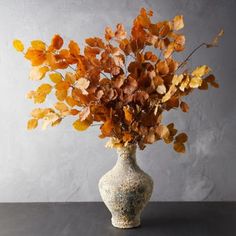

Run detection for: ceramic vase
[[98, 144, 153, 228]]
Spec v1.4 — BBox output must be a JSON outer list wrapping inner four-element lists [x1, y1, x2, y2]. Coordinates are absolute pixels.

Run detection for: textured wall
[[0, 0, 235, 202]]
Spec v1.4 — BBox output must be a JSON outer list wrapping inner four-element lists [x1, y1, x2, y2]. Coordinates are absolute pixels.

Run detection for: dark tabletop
[[0, 202, 235, 236]]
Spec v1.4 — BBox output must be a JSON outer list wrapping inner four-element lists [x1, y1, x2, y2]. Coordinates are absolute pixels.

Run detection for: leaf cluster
[[13, 8, 222, 153]]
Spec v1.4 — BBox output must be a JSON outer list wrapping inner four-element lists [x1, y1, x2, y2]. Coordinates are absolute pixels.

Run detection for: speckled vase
[[98, 144, 153, 228]]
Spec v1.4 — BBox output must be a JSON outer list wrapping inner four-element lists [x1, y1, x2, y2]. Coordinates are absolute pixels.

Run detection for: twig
[[91, 123, 102, 127], [100, 71, 110, 79], [68, 65, 77, 71], [177, 43, 206, 70]]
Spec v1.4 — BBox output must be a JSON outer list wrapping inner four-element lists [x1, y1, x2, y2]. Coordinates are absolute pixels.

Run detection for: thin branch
[[68, 65, 77, 71], [100, 71, 110, 80], [177, 43, 206, 70], [128, 54, 136, 60], [140, 45, 146, 54], [91, 123, 102, 127]]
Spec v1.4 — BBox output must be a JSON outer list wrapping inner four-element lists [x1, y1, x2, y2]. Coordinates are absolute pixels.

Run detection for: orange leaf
[[123, 106, 133, 124], [100, 119, 113, 136], [55, 89, 67, 101], [25, 48, 46, 66], [69, 40, 80, 57], [55, 81, 70, 90], [31, 40, 46, 50], [123, 132, 133, 142], [66, 96, 78, 107], [50, 34, 63, 50], [49, 73, 62, 83]]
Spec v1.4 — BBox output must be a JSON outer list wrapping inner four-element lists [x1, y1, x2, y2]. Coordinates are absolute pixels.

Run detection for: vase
[[98, 144, 153, 228]]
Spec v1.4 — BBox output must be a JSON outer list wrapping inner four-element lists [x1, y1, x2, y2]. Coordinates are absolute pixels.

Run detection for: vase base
[[111, 217, 141, 229]]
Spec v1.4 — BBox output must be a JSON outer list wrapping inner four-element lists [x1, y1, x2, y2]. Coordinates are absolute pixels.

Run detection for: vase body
[[98, 144, 153, 228]]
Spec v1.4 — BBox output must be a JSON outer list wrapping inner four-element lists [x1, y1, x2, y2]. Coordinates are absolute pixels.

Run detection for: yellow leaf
[[66, 96, 78, 107], [55, 89, 67, 101], [173, 142, 186, 153], [31, 108, 50, 119], [42, 113, 60, 130], [162, 85, 177, 103], [13, 39, 24, 52], [192, 65, 211, 77], [31, 40, 46, 50], [55, 81, 70, 90], [73, 119, 92, 131], [33, 93, 46, 104], [189, 76, 202, 88], [54, 102, 69, 113], [179, 76, 190, 91], [49, 73, 62, 83], [37, 84, 52, 95], [173, 15, 184, 31], [26, 90, 35, 99], [29, 66, 49, 80], [27, 118, 38, 130], [172, 74, 184, 86]]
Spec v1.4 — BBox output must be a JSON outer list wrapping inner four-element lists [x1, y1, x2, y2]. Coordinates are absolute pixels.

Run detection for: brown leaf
[[175, 133, 188, 143], [180, 101, 189, 112], [156, 60, 169, 75], [173, 142, 185, 153]]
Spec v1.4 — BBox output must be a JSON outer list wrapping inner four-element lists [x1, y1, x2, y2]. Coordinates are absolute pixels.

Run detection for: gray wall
[[0, 0, 235, 202]]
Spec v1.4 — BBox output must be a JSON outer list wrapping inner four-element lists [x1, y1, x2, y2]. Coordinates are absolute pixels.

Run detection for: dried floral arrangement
[[13, 8, 223, 153]]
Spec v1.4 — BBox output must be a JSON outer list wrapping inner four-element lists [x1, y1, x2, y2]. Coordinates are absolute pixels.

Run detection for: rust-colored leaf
[[50, 34, 63, 50], [180, 101, 189, 112]]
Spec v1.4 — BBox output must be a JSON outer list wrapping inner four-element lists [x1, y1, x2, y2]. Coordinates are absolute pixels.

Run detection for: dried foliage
[[14, 8, 223, 153]]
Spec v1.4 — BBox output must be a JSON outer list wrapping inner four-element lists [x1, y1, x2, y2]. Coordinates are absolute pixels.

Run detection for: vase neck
[[116, 144, 137, 167]]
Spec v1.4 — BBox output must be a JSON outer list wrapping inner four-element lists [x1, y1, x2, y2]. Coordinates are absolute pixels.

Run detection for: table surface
[[0, 202, 235, 236]]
